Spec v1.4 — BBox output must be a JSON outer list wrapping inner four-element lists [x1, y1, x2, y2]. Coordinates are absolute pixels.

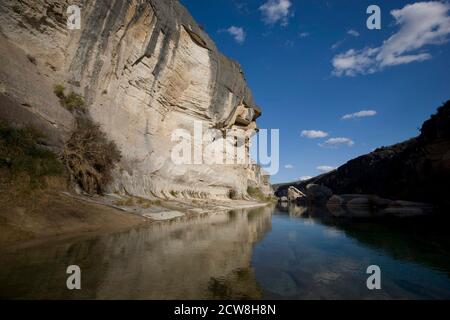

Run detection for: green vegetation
[[52, 84, 122, 195], [64, 92, 85, 112], [114, 198, 134, 207], [170, 190, 179, 197], [114, 197, 162, 208], [53, 84, 65, 99], [247, 186, 265, 200], [0, 122, 63, 188], [53, 84, 85, 112], [136, 197, 161, 208], [247, 186, 274, 202]]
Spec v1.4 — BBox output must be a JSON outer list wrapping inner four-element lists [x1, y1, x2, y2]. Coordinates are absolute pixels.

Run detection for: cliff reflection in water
[[258, 203, 450, 299], [2, 204, 450, 300], [0, 207, 273, 299], [278, 203, 450, 276]]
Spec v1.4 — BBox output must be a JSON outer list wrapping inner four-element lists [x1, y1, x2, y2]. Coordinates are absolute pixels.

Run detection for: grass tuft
[[53, 84, 85, 113], [53, 84, 65, 99]]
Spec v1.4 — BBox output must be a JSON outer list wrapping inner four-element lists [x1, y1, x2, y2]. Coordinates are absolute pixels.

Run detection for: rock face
[[287, 186, 306, 202], [0, 0, 271, 199], [305, 184, 332, 206], [276, 102, 450, 208]]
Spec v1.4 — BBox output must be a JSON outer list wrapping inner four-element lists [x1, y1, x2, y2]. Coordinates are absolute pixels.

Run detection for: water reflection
[[1, 204, 450, 299], [0, 207, 273, 299], [279, 204, 450, 276], [252, 204, 450, 299]]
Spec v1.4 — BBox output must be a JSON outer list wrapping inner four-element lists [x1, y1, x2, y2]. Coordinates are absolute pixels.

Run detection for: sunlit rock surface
[[0, 0, 271, 199]]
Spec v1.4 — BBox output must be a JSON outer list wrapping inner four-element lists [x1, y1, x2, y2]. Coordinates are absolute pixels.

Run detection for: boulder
[[306, 184, 332, 206], [347, 197, 371, 208], [327, 195, 346, 217], [287, 186, 306, 202], [327, 195, 344, 207]]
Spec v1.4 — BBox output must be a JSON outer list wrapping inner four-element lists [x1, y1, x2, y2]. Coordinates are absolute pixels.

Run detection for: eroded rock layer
[[0, 0, 270, 199]]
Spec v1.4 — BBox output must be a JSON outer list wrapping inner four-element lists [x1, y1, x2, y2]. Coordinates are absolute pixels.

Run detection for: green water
[[1, 204, 450, 299]]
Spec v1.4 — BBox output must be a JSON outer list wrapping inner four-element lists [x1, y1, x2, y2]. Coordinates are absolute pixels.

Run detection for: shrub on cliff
[[62, 117, 121, 195], [53, 84, 85, 113], [0, 122, 63, 188], [247, 186, 266, 201], [53, 84, 65, 99], [53, 84, 122, 195]]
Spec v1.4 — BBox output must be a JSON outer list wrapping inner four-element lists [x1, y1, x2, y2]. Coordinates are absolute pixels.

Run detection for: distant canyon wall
[[276, 102, 450, 208], [0, 0, 271, 198]]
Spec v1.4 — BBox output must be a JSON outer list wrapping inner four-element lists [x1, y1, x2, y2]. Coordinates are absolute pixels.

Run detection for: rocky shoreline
[[278, 184, 434, 218]]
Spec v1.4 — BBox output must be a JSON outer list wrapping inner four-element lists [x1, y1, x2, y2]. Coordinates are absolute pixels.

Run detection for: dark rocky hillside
[[276, 101, 450, 208]]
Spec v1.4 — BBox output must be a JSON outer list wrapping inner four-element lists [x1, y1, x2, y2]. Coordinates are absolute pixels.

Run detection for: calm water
[[1, 204, 450, 299]]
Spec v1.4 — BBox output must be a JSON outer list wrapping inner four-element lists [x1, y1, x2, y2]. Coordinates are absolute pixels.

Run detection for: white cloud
[[259, 0, 292, 26], [319, 137, 354, 148], [299, 176, 313, 181], [332, 2, 450, 76], [234, 1, 249, 14], [317, 165, 336, 173], [331, 40, 343, 50], [332, 47, 380, 76], [347, 29, 360, 37], [285, 164, 294, 169], [299, 32, 310, 38], [284, 40, 295, 47], [342, 110, 377, 120], [225, 26, 246, 44], [301, 130, 329, 139]]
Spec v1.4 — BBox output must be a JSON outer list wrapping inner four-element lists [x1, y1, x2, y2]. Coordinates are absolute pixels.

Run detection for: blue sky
[[181, 0, 450, 184]]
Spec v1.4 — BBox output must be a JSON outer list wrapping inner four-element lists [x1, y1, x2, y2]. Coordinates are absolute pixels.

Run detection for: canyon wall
[[0, 0, 271, 199], [275, 102, 450, 208]]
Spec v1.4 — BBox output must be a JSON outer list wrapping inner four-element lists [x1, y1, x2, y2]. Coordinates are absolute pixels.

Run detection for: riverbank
[[0, 188, 269, 250]]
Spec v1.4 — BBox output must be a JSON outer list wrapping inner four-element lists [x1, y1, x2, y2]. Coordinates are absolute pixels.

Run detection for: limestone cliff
[[0, 0, 270, 199]]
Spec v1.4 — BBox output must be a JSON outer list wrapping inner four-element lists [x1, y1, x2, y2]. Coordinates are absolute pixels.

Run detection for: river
[[1, 204, 450, 299]]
